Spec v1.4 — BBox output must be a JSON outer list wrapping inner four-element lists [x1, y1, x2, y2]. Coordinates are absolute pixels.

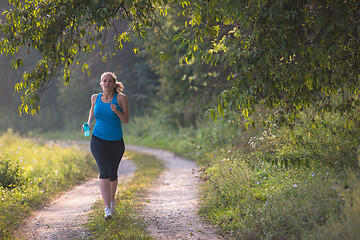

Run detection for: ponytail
[[114, 81, 124, 93]]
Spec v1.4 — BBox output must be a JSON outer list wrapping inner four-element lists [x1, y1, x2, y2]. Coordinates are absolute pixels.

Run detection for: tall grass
[[200, 154, 343, 239], [0, 130, 97, 239], [124, 109, 360, 239], [312, 172, 360, 240]]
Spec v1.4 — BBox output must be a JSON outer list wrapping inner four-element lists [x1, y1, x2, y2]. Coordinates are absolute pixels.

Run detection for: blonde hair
[[100, 72, 124, 93]]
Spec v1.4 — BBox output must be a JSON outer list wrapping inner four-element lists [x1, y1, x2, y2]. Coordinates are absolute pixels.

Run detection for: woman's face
[[101, 74, 115, 91]]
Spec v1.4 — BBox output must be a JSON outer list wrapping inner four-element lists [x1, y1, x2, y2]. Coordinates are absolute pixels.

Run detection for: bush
[[0, 155, 22, 189], [257, 112, 360, 172]]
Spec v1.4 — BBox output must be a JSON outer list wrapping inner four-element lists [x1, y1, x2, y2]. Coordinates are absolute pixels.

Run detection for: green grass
[[199, 155, 343, 239], [85, 150, 165, 240], [305, 172, 360, 240], [123, 110, 360, 239], [0, 130, 97, 239], [12, 107, 360, 239]]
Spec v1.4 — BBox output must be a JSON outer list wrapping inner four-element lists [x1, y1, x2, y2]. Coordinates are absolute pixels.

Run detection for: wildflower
[[311, 173, 315, 177], [266, 202, 268, 205], [326, 172, 329, 175], [293, 184, 297, 188], [230, 168, 233, 170], [305, 181, 308, 183], [257, 182, 260, 185]]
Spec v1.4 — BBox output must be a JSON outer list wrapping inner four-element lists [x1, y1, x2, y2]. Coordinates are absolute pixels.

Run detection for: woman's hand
[[111, 103, 120, 114], [81, 122, 91, 134]]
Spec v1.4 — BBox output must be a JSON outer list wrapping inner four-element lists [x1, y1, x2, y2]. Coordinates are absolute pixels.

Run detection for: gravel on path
[[127, 145, 222, 240]]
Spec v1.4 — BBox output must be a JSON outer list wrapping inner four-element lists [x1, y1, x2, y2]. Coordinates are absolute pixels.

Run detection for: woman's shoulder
[[116, 92, 127, 100], [116, 92, 128, 106], [91, 94, 99, 103]]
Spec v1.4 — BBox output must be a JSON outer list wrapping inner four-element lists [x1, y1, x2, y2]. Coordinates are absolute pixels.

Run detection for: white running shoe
[[104, 207, 112, 219], [110, 202, 116, 215]]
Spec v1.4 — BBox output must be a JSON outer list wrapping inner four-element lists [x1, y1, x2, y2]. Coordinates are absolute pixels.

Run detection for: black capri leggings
[[90, 135, 125, 181]]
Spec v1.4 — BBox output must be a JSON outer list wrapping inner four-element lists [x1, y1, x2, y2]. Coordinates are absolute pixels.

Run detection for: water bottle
[[83, 122, 90, 136]]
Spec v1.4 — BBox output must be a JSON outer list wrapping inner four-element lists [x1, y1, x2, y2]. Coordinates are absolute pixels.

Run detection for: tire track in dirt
[[127, 145, 221, 240]]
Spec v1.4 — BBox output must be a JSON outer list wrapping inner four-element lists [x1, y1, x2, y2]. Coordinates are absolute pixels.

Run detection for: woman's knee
[[109, 172, 118, 181], [99, 171, 111, 179]]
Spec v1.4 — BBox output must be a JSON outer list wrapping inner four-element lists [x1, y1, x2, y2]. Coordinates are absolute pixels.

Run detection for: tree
[[177, 0, 360, 125], [133, 2, 231, 126], [1, 0, 359, 125], [0, 0, 165, 114]]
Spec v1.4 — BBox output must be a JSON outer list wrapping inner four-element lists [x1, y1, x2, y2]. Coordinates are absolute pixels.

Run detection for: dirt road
[[16, 157, 135, 239], [127, 145, 221, 240], [16, 144, 221, 239]]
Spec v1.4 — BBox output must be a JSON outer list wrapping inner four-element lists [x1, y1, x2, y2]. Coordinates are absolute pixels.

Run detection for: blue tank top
[[92, 93, 123, 141]]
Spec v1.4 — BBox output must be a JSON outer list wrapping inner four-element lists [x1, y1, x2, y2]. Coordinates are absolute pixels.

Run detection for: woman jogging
[[82, 72, 129, 219]]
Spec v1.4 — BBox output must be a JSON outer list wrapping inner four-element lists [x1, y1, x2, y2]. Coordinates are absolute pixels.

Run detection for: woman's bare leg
[[100, 179, 111, 207], [110, 179, 118, 202]]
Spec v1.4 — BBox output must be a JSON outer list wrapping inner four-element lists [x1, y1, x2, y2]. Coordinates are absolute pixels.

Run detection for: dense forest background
[[0, 0, 152, 132], [0, 1, 228, 134]]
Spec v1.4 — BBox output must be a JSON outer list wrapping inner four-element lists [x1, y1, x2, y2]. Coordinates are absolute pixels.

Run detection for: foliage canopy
[[1, 0, 359, 123]]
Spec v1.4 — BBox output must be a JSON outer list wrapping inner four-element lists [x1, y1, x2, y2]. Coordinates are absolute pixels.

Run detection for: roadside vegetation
[[85, 151, 164, 240], [124, 109, 360, 239], [0, 130, 97, 239], [3, 107, 359, 239], [0, 1, 359, 239]]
